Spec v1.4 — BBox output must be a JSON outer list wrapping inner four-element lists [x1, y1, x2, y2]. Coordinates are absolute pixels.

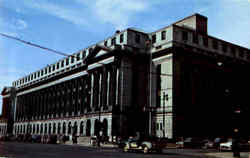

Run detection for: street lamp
[[162, 92, 168, 138]]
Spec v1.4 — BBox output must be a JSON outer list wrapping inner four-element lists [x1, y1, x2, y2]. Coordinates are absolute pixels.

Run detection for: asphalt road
[[0, 141, 216, 158]]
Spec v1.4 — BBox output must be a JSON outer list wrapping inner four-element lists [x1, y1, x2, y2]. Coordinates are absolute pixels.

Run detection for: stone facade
[[1, 13, 250, 140]]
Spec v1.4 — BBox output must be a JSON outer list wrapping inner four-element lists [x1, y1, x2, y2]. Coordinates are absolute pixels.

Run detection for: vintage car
[[123, 137, 165, 154]]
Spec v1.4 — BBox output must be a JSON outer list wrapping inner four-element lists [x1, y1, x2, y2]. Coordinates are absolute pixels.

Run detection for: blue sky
[[0, 0, 249, 114]]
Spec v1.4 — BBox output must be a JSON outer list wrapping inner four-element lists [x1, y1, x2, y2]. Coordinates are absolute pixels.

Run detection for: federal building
[[1, 13, 250, 140]]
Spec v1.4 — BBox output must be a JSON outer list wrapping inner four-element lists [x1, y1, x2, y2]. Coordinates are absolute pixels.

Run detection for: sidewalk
[[205, 152, 250, 158], [65, 141, 250, 158]]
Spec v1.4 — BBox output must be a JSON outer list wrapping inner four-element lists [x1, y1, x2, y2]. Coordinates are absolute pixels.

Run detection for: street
[[0, 142, 218, 158]]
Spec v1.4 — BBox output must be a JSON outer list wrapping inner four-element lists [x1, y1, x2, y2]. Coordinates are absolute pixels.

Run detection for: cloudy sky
[[0, 0, 249, 114]]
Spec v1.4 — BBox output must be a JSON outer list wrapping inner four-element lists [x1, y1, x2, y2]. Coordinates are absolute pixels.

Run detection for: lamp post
[[162, 92, 168, 138]]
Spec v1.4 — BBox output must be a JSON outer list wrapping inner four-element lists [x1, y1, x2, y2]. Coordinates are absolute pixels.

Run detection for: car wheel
[[123, 145, 129, 152], [143, 146, 149, 154]]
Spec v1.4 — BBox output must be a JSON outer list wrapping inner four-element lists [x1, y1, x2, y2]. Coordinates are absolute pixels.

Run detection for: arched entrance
[[68, 122, 72, 135], [45, 124, 47, 134], [48, 123, 51, 134], [40, 124, 43, 134], [86, 120, 91, 136], [53, 123, 56, 134], [62, 122, 66, 134], [94, 119, 99, 136], [102, 119, 108, 136], [80, 121, 84, 136], [36, 124, 39, 134], [73, 121, 77, 135], [58, 123, 61, 134]]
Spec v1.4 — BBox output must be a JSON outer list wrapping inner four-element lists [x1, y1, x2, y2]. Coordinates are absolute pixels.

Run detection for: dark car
[[123, 137, 165, 154], [183, 137, 204, 148]]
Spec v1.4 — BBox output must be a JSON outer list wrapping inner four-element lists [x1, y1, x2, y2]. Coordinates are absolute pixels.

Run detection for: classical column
[[106, 71, 110, 106], [90, 73, 94, 108]]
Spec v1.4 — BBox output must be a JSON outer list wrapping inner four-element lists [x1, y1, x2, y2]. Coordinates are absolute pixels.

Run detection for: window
[[203, 37, 208, 47], [104, 41, 107, 47], [61, 60, 64, 67], [28, 76, 30, 81], [182, 31, 188, 41], [239, 49, 244, 58], [120, 34, 124, 43], [56, 63, 59, 69], [76, 53, 80, 61], [231, 46, 236, 56], [193, 32, 198, 44], [52, 65, 55, 71], [212, 40, 218, 50], [41, 70, 43, 76], [38, 72, 40, 77], [82, 51, 86, 59], [45, 68, 47, 74], [135, 34, 140, 44], [160, 123, 163, 130], [71, 56, 74, 63], [66, 58, 69, 65], [161, 31, 166, 40], [152, 34, 156, 44], [49, 66, 51, 73], [222, 43, 227, 52], [111, 37, 116, 45], [34, 73, 36, 79], [31, 75, 33, 80], [89, 48, 93, 53]]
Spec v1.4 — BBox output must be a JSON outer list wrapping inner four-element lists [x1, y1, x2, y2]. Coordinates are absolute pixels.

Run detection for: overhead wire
[[0, 32, 172, 78]]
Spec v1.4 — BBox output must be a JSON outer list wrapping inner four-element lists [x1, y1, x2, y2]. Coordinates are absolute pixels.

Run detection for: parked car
[[123, 137, 165, 154], [202, 139, 215, 149], [219, 139, 233, 151], [182, 137, 204, 148]]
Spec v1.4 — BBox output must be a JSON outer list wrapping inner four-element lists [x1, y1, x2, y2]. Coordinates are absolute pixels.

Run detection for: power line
[[1, 32, 172, 77], [0, 32, 70, 57]]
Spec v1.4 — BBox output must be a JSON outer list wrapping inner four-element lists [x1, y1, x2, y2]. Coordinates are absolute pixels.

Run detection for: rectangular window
[[152, 34, 156, 43], [212, 40, 218, 49], [82, 51, 86, 59], [61, 60, 64, 67], [104, 41, 107, 47], [89, 48, 93, 53], [49, 66, 51, 73], [57, 63, 59, 69], [34, 73, 36, 79], [31, 75, 33, 80], [41, 70, 43, 76], [28, 76, 30, 81], [203, 37, 208, 47], [76, 53, 80, 61], [53, 65, 55, 71], [239, 49, 244, 58], [161, 31, 166, 40], [222, 43, 228, 52], [71, 56, 74, 63], [193, 32, 198, 44], [182, 31, 188, 41], [231, 46, 236, 56], [66, 58, 69, 65], [45, 68, 47, 74], [38, 72, 40, 77], [135, 34, 140, 44], [111, 37, 116, 45], [120, 34, 124, 43]]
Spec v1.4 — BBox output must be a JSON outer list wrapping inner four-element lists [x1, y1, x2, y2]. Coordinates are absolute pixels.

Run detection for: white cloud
[[22, 1, 89, 27], [15, 19, 28, 30], [76, 0, 149, 29]]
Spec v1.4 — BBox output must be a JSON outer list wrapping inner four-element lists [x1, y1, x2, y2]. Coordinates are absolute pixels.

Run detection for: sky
[[0, 0, 249, 114]]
